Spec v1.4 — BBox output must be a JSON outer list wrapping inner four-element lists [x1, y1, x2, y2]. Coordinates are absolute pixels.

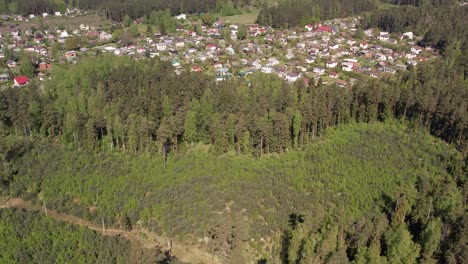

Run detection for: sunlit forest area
[[0, 0, 466, 263]]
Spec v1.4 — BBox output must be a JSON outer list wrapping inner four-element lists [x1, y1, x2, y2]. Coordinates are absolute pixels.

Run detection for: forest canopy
[[1, 122, 466, 263]]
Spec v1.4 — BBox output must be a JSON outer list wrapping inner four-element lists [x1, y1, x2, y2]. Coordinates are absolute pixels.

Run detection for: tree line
[[0, 53, 466, 159], [256, 0, 379, 28], [0, 0, 253, 21]]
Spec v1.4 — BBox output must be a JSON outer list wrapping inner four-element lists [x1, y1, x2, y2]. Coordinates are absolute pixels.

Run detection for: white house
[[306, 56, 315, 64], [60, 31, 69, 38], [42, 13, 48, 18], [156, 43, 167, 51], [313, 67, 325, 75], [285, 72, 299, 82], [411, 46, 422, 55], [403, 32, 414, 40], [261, 66, 274, 74], [175, 14, 186, 20], [378, 32, 390, 42], [55, 12, 62, 16], [326, 61, 337, 68]]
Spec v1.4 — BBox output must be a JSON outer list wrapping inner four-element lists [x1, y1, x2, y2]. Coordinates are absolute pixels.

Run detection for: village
[[0, 9, 437, 89]]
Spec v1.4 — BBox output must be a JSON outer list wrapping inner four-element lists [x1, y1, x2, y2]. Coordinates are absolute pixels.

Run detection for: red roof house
[[14, 75, 29, 86], [315, 25, 333, 33]]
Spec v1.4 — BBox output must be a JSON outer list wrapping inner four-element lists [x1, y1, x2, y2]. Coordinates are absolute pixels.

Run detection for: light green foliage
[[65, 36, 80, 51], [201, 13, 216, 26], [19, 53, 34, 78], [4, 123, 463, 250], [237, 25, 247, 40], [385, 224, 421, 264]]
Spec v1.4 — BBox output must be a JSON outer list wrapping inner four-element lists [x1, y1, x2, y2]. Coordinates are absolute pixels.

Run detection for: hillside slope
[[2, 122, 466, 262]]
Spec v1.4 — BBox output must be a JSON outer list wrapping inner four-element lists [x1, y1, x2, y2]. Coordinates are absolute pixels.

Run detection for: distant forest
[[256, 0, 462, 28], [0, 0, 252, 20]]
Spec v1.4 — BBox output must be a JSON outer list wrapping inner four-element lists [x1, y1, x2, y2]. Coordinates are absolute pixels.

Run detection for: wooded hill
[[1, 122, 466, 263]]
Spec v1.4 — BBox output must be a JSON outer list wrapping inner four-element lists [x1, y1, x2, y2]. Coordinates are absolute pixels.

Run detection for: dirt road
[[1, 197, 218, 264]]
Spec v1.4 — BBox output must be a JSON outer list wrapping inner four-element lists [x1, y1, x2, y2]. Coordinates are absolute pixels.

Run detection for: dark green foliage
[[0, 208, 130, 263], [257, 0, 378, 28], [0, 0, 253, 21], [1, 55, 465, 157]]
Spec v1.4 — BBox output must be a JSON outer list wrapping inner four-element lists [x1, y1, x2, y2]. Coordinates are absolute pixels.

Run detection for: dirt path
[[1, 197, 218, 264]]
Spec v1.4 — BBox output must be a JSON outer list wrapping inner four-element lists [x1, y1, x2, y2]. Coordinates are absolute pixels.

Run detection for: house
[[206, 44, 217, 51], [405, 53, 416, 59], [402, 32, 414, 40], [175, 14, 186, 20], [360, 42, 368, 49], [191, 65, 203, 72], [305, 24, 314, 32], [329, 72, 339, 78], [313, 67, 325, 75], [80, 24, 89, 31], [285, 72, 299, 82], [99, 31, 112, 41], [7, 60, 17, 68], [60, 31, 69, 38], [407, 60, 418, 66], [171, 59, 180, 67], [382, 67, 396, 74], [329, 43, 339, 50], [375, 53, 387, 61], [378, 32, 390, 42], [55, 11, 62, 16], [411, 46, 423, 55], [305, 56, 315, 64], [64, 50, 77, 61], [315, 25, 333, 33], [42, 13, 48, 18], [335, 80, 347, 87], [252, 60, 262, 70], [261, 66, 274, 74], [39, 62, 52, 71], [14, 75, 29, 86], [156, 43, 167, 51], [326, 61, 337, 68], [0, 73, 9, 81]]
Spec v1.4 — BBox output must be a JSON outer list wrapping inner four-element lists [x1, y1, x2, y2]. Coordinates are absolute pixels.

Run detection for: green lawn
[[217, 9, 260, 25]]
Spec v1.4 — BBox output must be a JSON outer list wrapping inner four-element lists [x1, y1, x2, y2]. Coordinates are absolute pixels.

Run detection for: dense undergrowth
[[2, 122, 465, 262]]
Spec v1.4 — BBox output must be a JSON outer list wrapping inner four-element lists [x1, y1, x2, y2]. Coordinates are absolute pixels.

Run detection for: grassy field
[[217, 8, 260, 25]]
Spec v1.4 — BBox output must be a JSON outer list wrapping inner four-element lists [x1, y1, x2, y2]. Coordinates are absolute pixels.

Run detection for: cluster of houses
[[1, 8, 83, 22], [1, 12, 436, 89]]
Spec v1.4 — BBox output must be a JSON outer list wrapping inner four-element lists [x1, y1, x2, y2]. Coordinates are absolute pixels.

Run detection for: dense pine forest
[[0, 0, 253, 20], [0, 53, 465, 157]]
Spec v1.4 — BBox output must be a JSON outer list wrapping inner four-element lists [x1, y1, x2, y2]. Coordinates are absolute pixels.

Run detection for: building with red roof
[[14, 75, 29, 86]]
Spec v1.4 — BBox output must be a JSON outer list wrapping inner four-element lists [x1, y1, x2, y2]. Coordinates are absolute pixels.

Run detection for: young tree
[[65, 36, 80, 50], [292, 110, 303, 148], [385, 224, 421, 263], [123, 15, 132, 27], [19, 53, 34, 78], [237, 25, 247, 40], [201, 13, 216, 27]]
